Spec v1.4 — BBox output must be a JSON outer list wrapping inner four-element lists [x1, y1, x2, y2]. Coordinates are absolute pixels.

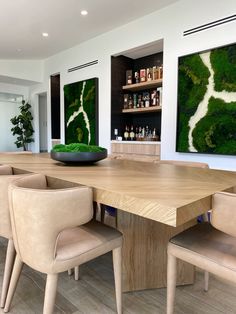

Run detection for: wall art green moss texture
[[64, 78, 98, 145], [176, 43, 236, 155]]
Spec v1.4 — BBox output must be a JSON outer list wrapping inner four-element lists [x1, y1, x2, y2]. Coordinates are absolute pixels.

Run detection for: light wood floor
[[1, 238, 236, 314]]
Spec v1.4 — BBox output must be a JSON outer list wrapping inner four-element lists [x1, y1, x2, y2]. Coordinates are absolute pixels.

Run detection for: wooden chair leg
[[3, 255, 23, 313], [167, 253, 177, 314], [0, 239, 15, 308], [43, 274, 58, 314], [204, 271, 209, 292], [112, 246, 122, 314], [74, 266, 79, 280]]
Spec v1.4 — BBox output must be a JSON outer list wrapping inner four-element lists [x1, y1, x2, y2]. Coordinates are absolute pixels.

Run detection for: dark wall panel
[[50, 74, 61, 139]]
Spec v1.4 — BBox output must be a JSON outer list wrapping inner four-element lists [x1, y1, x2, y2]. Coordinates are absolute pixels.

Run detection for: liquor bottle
[[128, 95, 133, 109], [143, 92, 150, 108], [126, 70, 133, 85], [140, 95, 144, 108], [133, 94, 137, 108], [145, 125, 149, 137], [141, 127, 145, 138], [140, 69, 146, 82], [137, 95, 142, 108], [138, 126, 142, 138], [147, 68, 153, 81], [124, 126, 129, 141], [134, 72, 140, 84], [124, 94, 128, 109], [151, 90, 157, 106], [130, 126, 135, 141], [135, 127, 139, 139]]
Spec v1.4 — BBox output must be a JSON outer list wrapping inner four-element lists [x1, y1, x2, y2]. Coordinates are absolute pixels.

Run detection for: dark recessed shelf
[[122, 106, 162, 114], [122, 79, 162, 92]]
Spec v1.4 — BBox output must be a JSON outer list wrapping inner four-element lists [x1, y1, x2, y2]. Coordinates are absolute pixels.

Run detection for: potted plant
[[10, 100, 34, 151]]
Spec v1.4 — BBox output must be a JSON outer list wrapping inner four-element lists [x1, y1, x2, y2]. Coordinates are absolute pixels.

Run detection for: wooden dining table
[[1, 153, 236, 292]]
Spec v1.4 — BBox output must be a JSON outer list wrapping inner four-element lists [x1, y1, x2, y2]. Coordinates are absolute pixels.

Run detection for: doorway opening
[[38, 93, 48, 152]]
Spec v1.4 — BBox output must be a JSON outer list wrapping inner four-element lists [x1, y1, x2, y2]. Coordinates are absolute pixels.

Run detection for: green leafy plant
[[10, 100, 34, 151], [52, 143, 106, 153]]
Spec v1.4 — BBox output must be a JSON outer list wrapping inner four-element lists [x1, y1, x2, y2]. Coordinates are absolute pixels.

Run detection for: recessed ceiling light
[[81, 10, 88, 16], [42, 32, 49, 37]]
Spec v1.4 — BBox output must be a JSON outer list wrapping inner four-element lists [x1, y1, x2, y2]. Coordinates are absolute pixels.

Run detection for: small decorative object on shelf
[[126, 70, 133, 85]]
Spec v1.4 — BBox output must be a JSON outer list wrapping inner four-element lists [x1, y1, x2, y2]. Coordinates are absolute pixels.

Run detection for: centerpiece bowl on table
[[50, 143, 107, 164]]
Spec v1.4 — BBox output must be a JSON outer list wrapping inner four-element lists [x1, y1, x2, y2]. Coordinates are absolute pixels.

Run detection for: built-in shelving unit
[[122, 79, 162, 92], [111, 40, 164, 160]]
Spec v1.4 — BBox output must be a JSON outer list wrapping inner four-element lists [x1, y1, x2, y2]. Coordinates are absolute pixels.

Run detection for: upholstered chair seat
[[167, 191, 236, 314], [4, 173, 123, 314]]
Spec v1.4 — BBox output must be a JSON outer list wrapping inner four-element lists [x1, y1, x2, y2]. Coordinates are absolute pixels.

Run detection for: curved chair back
[[211, 192, 236, 237], [8, 173, 93, 273], [159, 160, 209, 168], [0, 165, 27, 239], [0, 165, 13, 175]]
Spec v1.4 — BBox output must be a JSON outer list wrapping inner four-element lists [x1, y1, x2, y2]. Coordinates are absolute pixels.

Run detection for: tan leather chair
[[159, 159, 209, 168], [0, 165, 28, 308], [167, 191, 236, 314], [4, 173, 123, 314]]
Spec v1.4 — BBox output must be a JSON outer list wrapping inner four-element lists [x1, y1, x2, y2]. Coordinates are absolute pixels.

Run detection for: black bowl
[[51, 149, 107, 164]]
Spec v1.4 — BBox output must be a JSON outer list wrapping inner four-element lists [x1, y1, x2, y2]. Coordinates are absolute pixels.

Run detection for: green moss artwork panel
[[64, 78, 98, 145], [176, 43, 236, 155]]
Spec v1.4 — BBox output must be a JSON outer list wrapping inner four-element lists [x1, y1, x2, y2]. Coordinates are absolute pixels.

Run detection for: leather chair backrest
[[211, 192, 236, 237], [0, 165, 13, 175], [8, 173, 93, 273], [0, 165, 26, 239], [159, 160, 209, 168]]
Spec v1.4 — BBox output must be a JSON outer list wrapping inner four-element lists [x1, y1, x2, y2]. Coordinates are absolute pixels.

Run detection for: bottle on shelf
[[151, 90, 157, 106], [143, 92, 150, 108], [121, 124, 159, 142], [123, 94, 128, 109], [133, 94, 137, 108], [130, 126, 135, 141], [128, 95, 133, 109], [147, 68, 153, 81], [134, 72, 140, 84], [124, 125, 129, 141], [126, 70, 133, 85], [140, 69, 146, 82]]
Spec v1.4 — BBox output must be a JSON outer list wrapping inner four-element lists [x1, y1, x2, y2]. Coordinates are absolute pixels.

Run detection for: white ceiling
[[0, 0, 178, 60]]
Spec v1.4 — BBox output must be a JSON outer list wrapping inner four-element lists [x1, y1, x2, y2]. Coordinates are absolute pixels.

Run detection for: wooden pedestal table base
[[117, 210, 195, 292]]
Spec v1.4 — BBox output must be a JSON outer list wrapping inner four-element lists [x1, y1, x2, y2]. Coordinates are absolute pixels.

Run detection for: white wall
[[0, 82, 29, 151], [3, 0, 236, 169]]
